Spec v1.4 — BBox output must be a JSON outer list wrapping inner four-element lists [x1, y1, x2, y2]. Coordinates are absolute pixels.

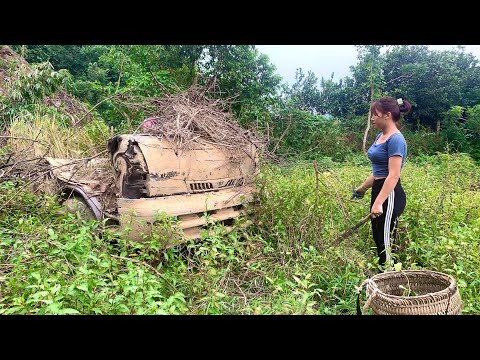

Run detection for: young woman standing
[[353, 96, 412, 269]]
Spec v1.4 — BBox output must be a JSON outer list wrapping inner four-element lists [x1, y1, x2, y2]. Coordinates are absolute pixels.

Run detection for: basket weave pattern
[[360, 270, 463, 315]]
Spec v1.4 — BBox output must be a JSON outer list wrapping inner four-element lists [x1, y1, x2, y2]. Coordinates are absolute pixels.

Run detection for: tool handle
[[332, 213, 372, 246]]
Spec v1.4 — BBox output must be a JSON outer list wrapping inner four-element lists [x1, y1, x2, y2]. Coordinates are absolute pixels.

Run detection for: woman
[[352, 96, 412, 269]]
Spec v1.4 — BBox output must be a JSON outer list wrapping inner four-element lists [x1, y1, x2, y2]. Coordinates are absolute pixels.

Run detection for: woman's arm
[[371, 156, 402, 217], [360, 175, 375, 192], [355, 175, 375, 196]]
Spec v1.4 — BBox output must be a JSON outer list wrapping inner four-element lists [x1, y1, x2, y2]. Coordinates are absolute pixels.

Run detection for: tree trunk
[[116, 54, 124, 91], [362, 108, 372, 156], [362, 64, 374, 156]]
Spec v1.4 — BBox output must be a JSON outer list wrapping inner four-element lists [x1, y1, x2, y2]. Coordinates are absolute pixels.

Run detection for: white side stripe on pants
[[383, 190, 395, 263]]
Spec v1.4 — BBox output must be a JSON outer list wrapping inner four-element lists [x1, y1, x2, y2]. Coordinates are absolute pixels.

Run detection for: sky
[[255, 45, 480, 86]]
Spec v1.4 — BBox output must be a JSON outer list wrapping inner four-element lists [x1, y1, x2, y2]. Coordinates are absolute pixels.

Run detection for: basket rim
[[366, 269, 458, 300]]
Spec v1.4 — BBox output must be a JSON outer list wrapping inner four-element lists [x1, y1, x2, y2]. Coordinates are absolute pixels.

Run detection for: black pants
[[370, 178, 406, 267]]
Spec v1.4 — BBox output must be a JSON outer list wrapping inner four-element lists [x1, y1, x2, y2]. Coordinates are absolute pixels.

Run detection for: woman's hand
[[371, 203, 383, 218], [350, 185, 367, 200]]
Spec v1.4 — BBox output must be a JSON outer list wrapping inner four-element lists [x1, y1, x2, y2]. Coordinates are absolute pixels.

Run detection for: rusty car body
[[44, 134, 259, 247]]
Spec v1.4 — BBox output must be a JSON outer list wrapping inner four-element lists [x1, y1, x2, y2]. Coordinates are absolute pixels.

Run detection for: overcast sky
[[255, 45, 480, 86]]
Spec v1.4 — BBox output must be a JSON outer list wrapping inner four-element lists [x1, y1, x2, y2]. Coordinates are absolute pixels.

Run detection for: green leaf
[[76, 284, 89, 292]]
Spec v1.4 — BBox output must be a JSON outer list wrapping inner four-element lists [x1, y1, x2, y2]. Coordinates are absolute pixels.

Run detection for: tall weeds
[[7, 110, 111, 159]]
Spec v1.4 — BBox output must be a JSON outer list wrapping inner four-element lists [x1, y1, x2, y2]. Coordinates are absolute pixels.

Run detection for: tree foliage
[[0, 60, 73, 124], [4, 44, 480, 160], [284, 68, 321, 114], [382, 45, 480, 129], [199, 45, 283, 127]]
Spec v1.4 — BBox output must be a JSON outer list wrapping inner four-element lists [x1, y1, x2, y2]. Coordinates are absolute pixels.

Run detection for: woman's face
[[371, 108, 389, 129]]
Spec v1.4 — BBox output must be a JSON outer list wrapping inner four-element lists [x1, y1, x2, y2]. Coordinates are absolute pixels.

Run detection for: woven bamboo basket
[[357, 270, 463, 315]]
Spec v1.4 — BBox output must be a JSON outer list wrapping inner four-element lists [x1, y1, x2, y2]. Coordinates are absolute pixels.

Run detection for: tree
[[11, 45, 110, 79], [284, 68, 322, 114], [348, 46, 385, 153], [198, 45, 283, 127], [383, 45, 480, 131], [318, 75, 356, 118], [317, 46, 384, 123]]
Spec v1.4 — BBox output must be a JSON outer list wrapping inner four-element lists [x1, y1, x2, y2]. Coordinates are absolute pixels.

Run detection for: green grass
[[0, 152, 479, 314]]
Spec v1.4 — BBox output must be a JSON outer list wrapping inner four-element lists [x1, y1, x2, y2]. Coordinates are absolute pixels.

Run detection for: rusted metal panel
[[111, 135, 258, 198], [117, 185, 254, 218], [44, 156, 113, 196], [146, 176, 189, 196]]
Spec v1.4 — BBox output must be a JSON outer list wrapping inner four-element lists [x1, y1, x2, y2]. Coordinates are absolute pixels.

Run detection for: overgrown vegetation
[[1, 44, 479, 315], [1, 152, 478, 314]]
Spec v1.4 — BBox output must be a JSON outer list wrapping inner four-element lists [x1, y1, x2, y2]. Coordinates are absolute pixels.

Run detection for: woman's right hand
[[350, 185, 366, 200], [355, 185, 367, 196]]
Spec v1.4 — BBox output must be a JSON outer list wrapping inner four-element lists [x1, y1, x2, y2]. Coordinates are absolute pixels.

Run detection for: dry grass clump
[[7, 114, 110, 159], [1, 113, 111, 186]]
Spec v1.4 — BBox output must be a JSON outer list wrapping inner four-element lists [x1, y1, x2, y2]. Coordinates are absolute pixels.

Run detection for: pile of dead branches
[[134, 82, 268, 153], [0, 155, 51, 184]]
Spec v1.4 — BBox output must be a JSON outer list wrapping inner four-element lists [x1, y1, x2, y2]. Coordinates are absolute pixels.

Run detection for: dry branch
[[332, 213, 371, 246]]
